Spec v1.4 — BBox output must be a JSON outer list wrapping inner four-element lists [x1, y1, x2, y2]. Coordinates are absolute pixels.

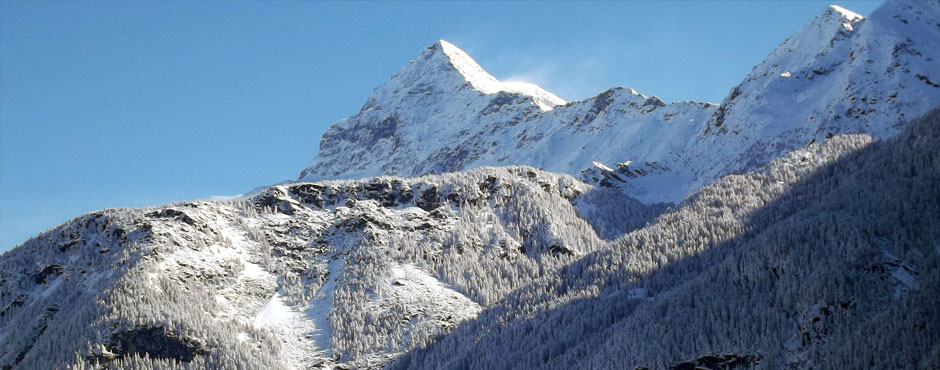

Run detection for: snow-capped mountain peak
[[300, 39, 716, 199], [302, 1, 940, 205], [5, 2, 940, 369], [758, 3, 865, 74], [436, 39, 500, 91], [437, 40, 565, 111], [697, 0, 940, 179], [361, 40, 564, 113]]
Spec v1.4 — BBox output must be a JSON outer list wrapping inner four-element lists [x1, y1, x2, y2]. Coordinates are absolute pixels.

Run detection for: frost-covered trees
[[3, 108, 940, 369], [394, 109, 940, 370], [0, 165, 612, 369]]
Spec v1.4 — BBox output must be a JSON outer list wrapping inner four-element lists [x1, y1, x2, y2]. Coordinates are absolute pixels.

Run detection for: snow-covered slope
[[697, 0, 940, 177], [0, 167, 605, 369], [394, 107, 940, 370], [300, 0, 940, 204], [3, 2, 940, 370], [6, 108, 938, 370], [299, 39, 715, 203]]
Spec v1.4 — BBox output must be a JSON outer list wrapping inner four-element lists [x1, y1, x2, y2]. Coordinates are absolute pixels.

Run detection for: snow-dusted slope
[[5, 110, 940, 369], [395, 107, 940, 370], [697, 0, 940, 177], [0, 167, 604, 369], [301, 0, 940, 204], [3, 2, 940, 370], [299, 39, 714, 203]]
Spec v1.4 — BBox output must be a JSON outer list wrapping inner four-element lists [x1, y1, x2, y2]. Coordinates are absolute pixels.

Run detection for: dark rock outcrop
[[89, 326, 209, 364], [33, 264, 64, 284], [667, 354, 760, 370], [146, 209, 196, 226]]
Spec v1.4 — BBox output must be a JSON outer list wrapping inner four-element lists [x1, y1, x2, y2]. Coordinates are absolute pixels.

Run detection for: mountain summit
[[359, 39, 564, 115], [2, 2, 940, 370], [301, 0, 940, 204], [697, 0, 940, 175], [300, 36, 715, 202], [436, 40, 565, 111]]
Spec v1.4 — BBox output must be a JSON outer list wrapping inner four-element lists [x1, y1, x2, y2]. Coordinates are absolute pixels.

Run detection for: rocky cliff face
[[301, 0, 940, 204]]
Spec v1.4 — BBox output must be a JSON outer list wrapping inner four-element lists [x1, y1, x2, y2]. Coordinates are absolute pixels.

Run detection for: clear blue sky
[[0, 1, 883, 251]]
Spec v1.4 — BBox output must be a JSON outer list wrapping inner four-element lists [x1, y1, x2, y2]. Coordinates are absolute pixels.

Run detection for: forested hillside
[[1, 1, 938, 369], [0, 167, 613, 369], [2, 108, 936, 369], [394, 108, 940, 370]]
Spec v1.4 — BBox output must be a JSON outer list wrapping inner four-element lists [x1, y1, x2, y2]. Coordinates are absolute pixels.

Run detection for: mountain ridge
[[300, 0, 940, 204], [2, 2, 940, 369]]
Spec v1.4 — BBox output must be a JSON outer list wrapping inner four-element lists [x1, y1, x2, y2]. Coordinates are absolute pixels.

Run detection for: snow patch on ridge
[[829, 4, 864, 22]]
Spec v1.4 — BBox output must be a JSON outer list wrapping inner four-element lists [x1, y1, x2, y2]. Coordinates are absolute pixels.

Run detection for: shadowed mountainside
[[393, 108, 940, 370]]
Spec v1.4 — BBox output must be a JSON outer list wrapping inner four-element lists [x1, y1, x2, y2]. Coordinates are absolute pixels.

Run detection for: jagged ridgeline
[[299, 1, 940, 205], [2, 107, 939, 369], [2, 0, 940, 369]]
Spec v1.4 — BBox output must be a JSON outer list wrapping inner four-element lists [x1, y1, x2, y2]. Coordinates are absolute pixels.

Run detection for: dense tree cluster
[[394, 109, 940, 369]]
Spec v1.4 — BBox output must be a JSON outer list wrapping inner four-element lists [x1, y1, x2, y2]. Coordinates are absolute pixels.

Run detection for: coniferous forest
[[2, 1, 940, 369]]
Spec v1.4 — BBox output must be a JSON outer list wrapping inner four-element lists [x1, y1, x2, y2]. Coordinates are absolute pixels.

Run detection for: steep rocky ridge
[[0, 167, 606, 369], [301, 0, 940, 204], [697, 0, 940, 177]]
